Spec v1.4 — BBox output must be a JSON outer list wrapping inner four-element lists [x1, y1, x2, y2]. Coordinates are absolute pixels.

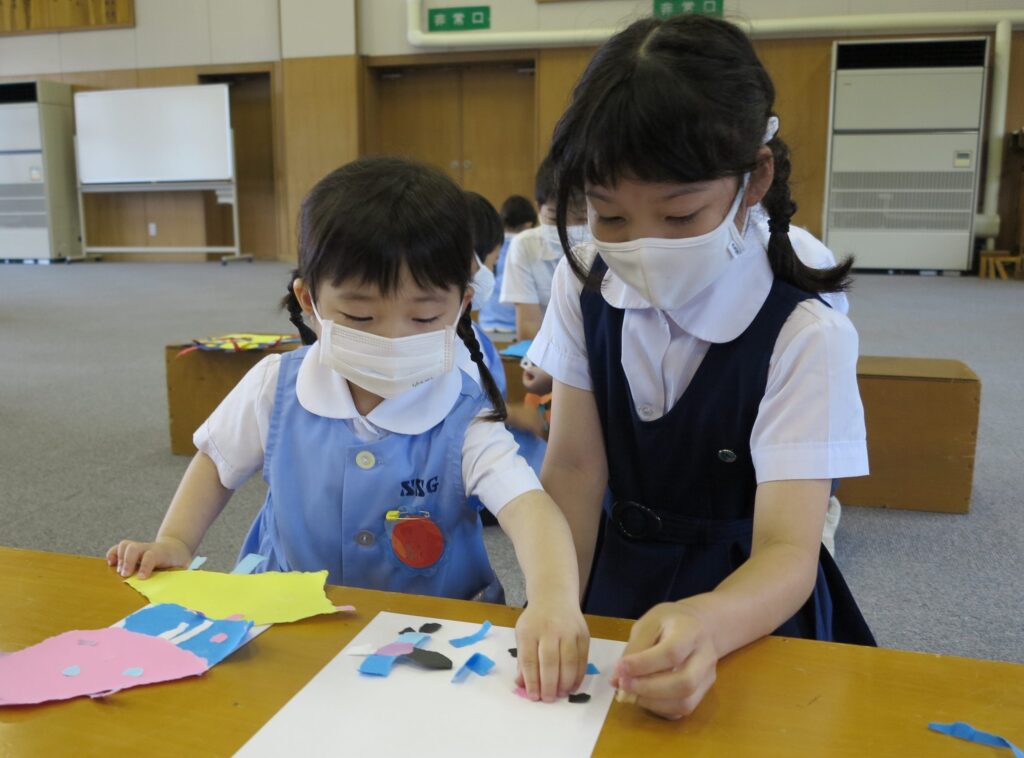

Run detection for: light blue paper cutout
[[122, 667, 145, 677], [231, 553, 267, 575], [188, 556, 208, 570], [929, 722, 1024, 758], [449, 621, 492, 648], [359, 654, 397, 677], [397, 632, 431, 648], [452, 652, 495, 683], [499, 340, 532, 359], [586, 663, 600, 675], [122, 603, 252, 667], [62, 665, 81, 677]]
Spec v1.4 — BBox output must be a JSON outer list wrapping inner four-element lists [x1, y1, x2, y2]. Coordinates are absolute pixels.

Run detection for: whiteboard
[[74, 84, 232, 185]]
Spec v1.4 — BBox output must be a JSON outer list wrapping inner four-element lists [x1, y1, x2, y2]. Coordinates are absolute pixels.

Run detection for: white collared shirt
[[499, 225, 562, 309], [194, 342, 541, 515], [527, 217, 868, 484]]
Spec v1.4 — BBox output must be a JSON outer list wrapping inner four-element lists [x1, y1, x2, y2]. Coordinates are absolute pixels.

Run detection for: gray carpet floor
[[0, 261, 1020, 663]]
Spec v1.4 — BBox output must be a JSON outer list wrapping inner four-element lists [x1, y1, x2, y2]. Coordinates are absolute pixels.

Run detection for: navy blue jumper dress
[[580, 258, 875, 645]]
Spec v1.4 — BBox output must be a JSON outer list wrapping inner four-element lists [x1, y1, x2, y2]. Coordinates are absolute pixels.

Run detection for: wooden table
[[1, 547, 1021, 757]]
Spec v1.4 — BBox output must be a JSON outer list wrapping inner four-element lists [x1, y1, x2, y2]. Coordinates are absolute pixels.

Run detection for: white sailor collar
[[296, 338, 479, 435]]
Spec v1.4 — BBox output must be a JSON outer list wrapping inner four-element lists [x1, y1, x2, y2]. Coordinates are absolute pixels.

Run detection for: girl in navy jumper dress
[[529, 15, 875, 720]]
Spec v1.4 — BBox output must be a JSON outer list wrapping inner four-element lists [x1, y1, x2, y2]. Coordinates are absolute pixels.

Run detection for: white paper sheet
[[236, 611, 626, 757]]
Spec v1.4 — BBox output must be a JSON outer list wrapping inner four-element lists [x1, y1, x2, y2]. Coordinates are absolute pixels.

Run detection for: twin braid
[[456, 311, 508, 423]]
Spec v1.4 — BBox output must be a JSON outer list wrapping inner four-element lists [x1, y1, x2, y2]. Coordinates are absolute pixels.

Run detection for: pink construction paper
[[375, 642, 415, 657], [0, 627, 208, 706]]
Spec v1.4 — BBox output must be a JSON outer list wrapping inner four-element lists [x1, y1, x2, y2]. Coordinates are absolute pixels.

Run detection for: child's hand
[[610, 602, 718, 720], [514, 600, 590, 702], [521, 363, 553, 396], [105, 537, 192, 580]]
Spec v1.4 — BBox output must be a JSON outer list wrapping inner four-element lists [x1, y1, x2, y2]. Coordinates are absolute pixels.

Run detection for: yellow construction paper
[[126, 570, 338, 625]]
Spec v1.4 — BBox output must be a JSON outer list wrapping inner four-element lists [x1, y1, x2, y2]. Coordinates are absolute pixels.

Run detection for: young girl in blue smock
[[110, 157, 589, 702]]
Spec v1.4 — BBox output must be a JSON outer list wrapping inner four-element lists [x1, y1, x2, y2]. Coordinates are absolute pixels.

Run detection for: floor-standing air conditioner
[[0, 81, 80, 262], [824, 39, 988, 272]]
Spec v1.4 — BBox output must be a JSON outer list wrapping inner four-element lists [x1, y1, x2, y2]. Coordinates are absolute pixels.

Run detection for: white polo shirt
[[499, 225, 562, 310], [527, 218, 868, 484], [194, 341, 541, 515]]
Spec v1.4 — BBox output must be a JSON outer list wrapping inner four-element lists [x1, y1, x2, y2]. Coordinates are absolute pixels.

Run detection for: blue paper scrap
[[359, 654, 398, 677], [188, 556, 208, 570], [452, 652, 495, 683], [586, 663, 600, 675], [449, 621, 492, 648], [231, 553, 267, 575], [929, 721, 1024, 758], [499, 341, 532, 359], [122, 603, 253, 667], [397, 632, 431, 648]]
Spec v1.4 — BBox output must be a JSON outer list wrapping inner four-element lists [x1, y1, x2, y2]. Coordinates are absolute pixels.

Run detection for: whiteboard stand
[[74, 131, 252, 265]]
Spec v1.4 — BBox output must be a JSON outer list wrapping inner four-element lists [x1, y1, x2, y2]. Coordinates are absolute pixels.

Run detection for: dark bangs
[[297, 156, 472, 300], [549, 16, 775, 279]]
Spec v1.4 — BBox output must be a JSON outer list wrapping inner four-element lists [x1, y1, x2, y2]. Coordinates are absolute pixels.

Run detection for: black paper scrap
[[568, 693, 591, 704], [508, 647, 517, 658], [399, 627, 415, 634], [401, 648, 453, 670], [418, 622, 442, 634]]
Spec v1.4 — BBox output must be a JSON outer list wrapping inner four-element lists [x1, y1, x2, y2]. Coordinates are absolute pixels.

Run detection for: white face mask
[[311, 300, 462, 399], [539, 223, 590, 257], [470, 257, 495, 310], [593, 177, 749, 311]]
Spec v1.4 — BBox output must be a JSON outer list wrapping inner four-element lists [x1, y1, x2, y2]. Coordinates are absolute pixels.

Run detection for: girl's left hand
[[610, 602, 719, 720], [514, 600, 590, 702]]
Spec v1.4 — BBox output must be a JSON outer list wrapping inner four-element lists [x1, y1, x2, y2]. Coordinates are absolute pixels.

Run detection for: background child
[[109, 157, 589, 702], [479, 194, 537, 336], [500, 158, 590, 341], [530, 15, 875, 719]]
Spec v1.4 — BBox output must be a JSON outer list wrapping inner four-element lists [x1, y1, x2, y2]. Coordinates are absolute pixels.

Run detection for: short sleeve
[[461, 413, 542, 514], [750, 301, 868, 483], [193, 353, 281, 490], [499, 233, 541, 305], [526, 256, 593, 391]]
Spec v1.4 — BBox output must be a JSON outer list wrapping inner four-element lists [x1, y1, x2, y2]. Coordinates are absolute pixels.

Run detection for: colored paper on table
[[929, 722, 1024, 758], [452, 652, 495, 683], [586, 663, 600, 675], [236, 611, 626, 758], [189, 333, 300, 352], [121, 603, 252, 667], [0, 627, 207, 706], [499, 340, 532, 359], [125, 569, 338, 625], [359, 655, 397, 677], [401, 648, 452, 670], [449, 620, 491, 648], [397, 631, 431, 648]]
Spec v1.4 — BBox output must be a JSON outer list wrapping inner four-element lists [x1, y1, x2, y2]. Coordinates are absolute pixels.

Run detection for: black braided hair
[[456, 311, 507, 423], [279, 268, 318, 345], [761, 136, 852, 293]]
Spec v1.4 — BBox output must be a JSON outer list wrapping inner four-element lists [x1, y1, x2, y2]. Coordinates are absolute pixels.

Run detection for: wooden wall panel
[[997, 31, 1024, 253], [535, 47, 595, 163], [277, 55, 362, 262]]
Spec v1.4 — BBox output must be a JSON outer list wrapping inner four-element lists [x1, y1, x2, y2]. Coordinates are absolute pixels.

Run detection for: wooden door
[[371, 67, 463, 184], [461, 63, 536, 210]]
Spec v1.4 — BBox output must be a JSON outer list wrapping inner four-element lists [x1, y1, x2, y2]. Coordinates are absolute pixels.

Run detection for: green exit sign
[[653, 0, 723, 19], [428, 6, 491, 32]]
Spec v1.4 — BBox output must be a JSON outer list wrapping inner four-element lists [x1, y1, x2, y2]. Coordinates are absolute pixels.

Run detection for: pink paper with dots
[[0, 626, 208, 705]]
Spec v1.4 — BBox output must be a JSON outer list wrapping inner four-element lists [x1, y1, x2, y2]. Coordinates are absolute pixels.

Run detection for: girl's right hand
[[106, 537, 192, 580]]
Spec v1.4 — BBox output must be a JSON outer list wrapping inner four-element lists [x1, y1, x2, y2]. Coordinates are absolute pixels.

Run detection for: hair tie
[[768, 217, 790, 235]]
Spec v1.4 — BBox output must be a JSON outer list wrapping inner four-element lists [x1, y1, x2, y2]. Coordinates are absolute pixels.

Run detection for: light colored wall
[[358, 0, 1024, 57], [280, 0, 357, 57]]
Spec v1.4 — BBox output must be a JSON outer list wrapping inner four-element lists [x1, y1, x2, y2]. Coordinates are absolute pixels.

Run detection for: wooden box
[[839, 356, 981, 513], [165, 341, 299, 456]]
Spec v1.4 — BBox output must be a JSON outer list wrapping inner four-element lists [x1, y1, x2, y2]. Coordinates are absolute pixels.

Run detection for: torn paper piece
[[359, 655, 397, 677], [397, 632, 431, 648], [400, 648, 452, 670], [586, 663, 600, 675], [344, 644, 378, 658], [126, 569, 337, 625], [188, 556, 208, 570], [451, 652, 495, 683], [121, 603, 252, 667], [375, 642, 415, 657], [418, 622, 442, 634], [449, 621, 492, 648], [0, 627, 207, 706]]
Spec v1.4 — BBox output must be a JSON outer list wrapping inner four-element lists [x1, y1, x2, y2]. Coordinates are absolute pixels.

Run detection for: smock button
[[718, 449, 738, 463], [355, 530, 375, 546], [639, 404, 656, 420], [355, 451, 376, 469]]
